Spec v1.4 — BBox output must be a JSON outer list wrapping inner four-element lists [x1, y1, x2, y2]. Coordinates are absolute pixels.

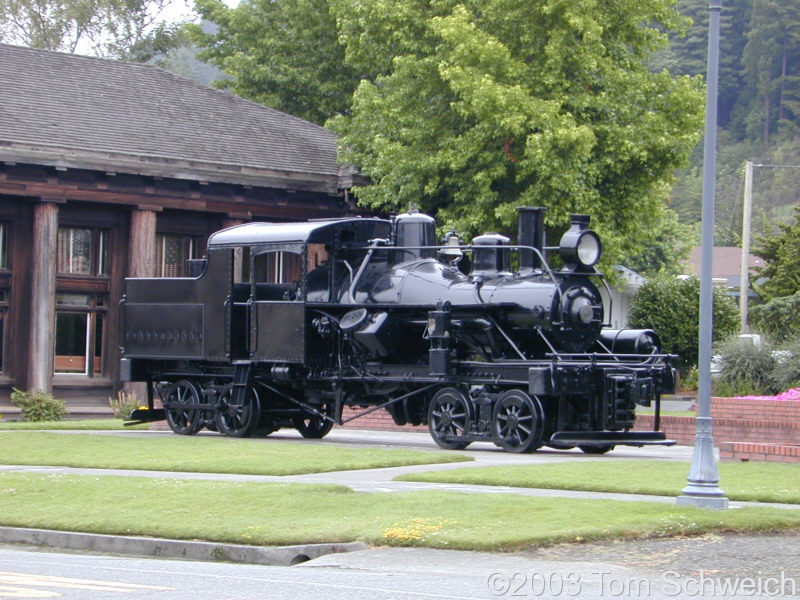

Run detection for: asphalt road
[[2, 535, 799, 600]]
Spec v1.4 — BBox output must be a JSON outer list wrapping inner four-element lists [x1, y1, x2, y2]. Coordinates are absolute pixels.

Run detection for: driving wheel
[[492, 389, 544, 453], [427, 387, 472, 450]]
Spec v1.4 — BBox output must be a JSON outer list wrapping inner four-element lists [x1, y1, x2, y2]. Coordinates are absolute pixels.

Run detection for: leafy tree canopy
[[0, 0, 187, 59], [190, 0, 360, 125], [327, 0, 705, 271]]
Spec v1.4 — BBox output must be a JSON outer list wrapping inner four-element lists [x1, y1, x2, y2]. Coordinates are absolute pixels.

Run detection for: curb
[[0, 526, 368, 566]]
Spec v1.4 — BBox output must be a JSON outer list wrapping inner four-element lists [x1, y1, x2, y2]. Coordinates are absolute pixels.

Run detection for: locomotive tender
[[121, 207, 675, 453]]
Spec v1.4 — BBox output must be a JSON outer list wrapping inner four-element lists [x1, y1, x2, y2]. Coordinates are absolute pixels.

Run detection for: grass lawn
[[637, 409, 695, 417], [0, 432, 470, 475], [396, 461, 800, 504], [1, 472, 798, 551], [0, 419, 147, 431]]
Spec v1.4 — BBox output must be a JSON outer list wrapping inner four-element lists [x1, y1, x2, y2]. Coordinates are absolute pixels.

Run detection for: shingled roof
[[0, 44, 348, 193]]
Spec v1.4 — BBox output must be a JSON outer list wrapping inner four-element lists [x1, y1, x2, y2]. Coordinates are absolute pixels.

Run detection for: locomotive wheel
[[579, 444, 614, 455], [491, 389, 544, 453], [164, 379, 203, 435], [427, 387, 472, 450], [215, 385, 260, 438], [294, 404, 333, 439]]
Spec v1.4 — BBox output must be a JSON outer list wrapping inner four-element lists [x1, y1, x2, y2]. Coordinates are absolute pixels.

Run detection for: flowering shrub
[[736, 388, 800, 401]]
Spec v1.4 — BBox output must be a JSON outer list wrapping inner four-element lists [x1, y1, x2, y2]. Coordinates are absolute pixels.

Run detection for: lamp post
[[677, 0, 729, 509]]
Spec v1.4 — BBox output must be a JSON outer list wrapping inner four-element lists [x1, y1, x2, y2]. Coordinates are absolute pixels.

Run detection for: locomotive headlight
[[559, 216, 602, 268]]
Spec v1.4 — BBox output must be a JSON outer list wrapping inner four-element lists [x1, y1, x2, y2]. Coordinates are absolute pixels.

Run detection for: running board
[[549, 430, 675, 448]]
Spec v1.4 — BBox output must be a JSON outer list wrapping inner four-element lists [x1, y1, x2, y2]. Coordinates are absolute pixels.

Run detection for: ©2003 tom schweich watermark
[[486, 570, 798, 597]]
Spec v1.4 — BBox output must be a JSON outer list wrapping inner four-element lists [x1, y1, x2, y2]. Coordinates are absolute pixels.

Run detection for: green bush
[[712, 378, 770, 398], [10, 388, 66, 422], [628, 275, 739, 375], [713, 335, 777, 397], [770, 338, 800, 393], [679, 366, 698, 392]]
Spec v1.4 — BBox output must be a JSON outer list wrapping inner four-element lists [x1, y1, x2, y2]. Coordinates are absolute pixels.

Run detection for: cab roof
[[207, 217, 391, 247]]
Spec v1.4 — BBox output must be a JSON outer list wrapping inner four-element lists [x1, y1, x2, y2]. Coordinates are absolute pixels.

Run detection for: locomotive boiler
[[121, 207, 675, 453]]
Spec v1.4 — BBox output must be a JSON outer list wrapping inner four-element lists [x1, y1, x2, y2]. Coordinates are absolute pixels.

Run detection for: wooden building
[[0, 44, 358, 411]]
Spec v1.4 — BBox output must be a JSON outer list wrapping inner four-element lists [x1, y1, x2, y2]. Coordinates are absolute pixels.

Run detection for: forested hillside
[[664, 0, 800, 245]]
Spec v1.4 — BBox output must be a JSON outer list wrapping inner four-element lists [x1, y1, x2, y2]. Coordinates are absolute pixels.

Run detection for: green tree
[[753, 205, 800, 302], [329, 0, 705, 270], [750, 291, 800, 344], [0, 0, 186, 59], [663, 0, 750, 129], [617, 205, 694, 276], [741, 0, 800, 145], [191, 0, 359, 125], [628, 276, 738, 375]]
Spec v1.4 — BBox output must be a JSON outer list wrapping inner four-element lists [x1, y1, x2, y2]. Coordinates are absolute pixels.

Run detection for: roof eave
[[0, 142, 342, 195]]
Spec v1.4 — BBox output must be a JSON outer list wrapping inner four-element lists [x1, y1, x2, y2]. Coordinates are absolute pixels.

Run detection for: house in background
[[0, 44, 360, 411], [688, 246, 764, 300], [603, 266, 647, 329]]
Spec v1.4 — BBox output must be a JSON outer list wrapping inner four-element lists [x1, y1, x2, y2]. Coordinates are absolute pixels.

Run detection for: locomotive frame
[[121, 208, 676, 453]]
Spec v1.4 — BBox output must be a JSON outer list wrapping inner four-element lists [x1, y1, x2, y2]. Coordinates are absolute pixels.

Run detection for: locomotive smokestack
[[517, 207, 546, 271]]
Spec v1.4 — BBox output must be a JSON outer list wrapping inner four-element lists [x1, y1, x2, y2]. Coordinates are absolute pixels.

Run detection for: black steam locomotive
[[121, 208, 675, 453]]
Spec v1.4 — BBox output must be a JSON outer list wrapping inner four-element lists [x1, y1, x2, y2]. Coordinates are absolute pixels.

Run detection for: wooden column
[[128, 208, 158, 278], [123, 208, 158, 406], [222, 216, 247, 282], [28, 202, 58, 393]]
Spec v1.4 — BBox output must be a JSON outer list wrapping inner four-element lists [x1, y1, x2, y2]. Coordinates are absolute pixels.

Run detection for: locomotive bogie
[[121, 209, 677, 453]]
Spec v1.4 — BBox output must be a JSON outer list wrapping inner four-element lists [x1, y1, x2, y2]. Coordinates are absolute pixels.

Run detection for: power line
[[751, 163, 800, 169]]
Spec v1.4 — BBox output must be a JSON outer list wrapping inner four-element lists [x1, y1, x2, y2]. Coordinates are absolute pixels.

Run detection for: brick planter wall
[[636, 396, 800, 462], [340, 406, 426, 432], [341, 397, 800, 462], [719, 442, 800, 463]]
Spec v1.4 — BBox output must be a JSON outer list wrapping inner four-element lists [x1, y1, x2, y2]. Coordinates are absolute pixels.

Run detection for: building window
[[0, 223, 8, 271], [54, 293, 105, 376], [156, 234, 199, 277], [57, 228, 108, 276], [0, 290, 7, 373]]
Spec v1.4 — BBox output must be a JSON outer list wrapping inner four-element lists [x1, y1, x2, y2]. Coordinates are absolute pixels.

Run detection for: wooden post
[[128, 208, 158, 278], [222, 216, 247, 283], [28, 202, 58, 393], [124, 208, 158, 407], [740, 161, 753, 333]]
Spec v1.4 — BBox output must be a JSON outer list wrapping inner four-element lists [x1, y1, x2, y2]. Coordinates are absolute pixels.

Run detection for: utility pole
[[740, 160, 753, 333], [677, 0, 729, 510]]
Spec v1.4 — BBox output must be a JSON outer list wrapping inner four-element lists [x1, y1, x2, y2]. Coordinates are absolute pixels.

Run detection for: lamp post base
[[677, 490, 729, 510], [677, 417, 729, 509]]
